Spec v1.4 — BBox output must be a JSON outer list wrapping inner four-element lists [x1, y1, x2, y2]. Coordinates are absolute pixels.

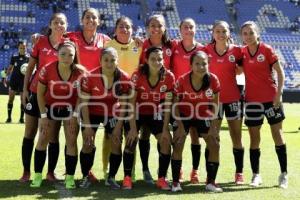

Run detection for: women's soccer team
[[18, 8, 288, 192]]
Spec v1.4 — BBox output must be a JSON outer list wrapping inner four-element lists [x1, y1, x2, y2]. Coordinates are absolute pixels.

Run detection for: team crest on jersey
[[132, 47, 138, 53], [97, 41, 103, 48], [205, 88, 213, 98], [166, 48, 172, 57], [228, 55, 235, 62], [73, 80, 80, 88], [257, 54, 265, 62], [131, 73, 138, 83], [26, 103, 32, 111], [160, 84, 167, 92], [39, 67, 46, 77]]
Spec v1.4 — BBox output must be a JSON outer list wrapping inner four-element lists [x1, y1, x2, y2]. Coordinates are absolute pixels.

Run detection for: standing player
[[240, 21, 287, 188], [171, 51, 222, 192], [103, 16, 142, 181], [79, 47, 130, 188], [125, 47, 174, 190], [30, 41, 83, 188], [204, 21, 244, 184], [5, 41, 29, 123], [171, 18, 205, 183], [20, 13, 68, 182], [138, 14, 176, 183], [67, 8, 111, 183]]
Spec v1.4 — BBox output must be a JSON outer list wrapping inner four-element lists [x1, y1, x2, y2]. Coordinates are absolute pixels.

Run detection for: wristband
[[40, 113, 47, 119]]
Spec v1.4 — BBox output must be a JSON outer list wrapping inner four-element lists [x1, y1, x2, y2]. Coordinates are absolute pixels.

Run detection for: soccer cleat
[[179, 168, 184, 183], [79, 176, 92, 188], [46, 172, 58, 182], [171, 182, 182, 192], [235, 173, 245, 185], [143, 170, 154, 185], [122, 176, 133, 190], [250, 174, 262, 187], [5, 118, 11, 123], [156, 177, 171, 190], [19, 171, 30, 183], [65, 175, 76, 189], [190, 169, 200, 184], [278, 172, 288, 189], [30, 173, 43, 188], [88, 171, 98, 183], [106, 177, 120, 190], [205, 182, 223, 193], [19, 118, 24, 123]]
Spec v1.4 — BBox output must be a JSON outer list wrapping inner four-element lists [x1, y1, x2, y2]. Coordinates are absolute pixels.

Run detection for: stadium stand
[[0, 0, 299, 91]]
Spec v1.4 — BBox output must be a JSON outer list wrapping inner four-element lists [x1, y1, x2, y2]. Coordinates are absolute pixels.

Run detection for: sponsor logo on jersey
[[257, 54, 265, 62], [160, 84, 167, 92], [92, 86, 100, 91], [183, 55, 190, 59], [42, 48, 49, 52], [217, 59, 224, 63], [228, 55, 235, 62], [121, 47, 129, 51]]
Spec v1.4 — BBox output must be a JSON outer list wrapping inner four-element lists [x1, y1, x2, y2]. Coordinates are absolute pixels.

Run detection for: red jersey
[[174, 72, 220, 118], [241, 42, 278, 102], [30, 35, 66, 93], [204, 43, 242, 103], [81, 67, 130, 117], [172, 41, 204, 80], [139, 39, 177, 69], [38, 62, 81, 107], [67, 31, 111, 71], [131, 68, 175, 115]]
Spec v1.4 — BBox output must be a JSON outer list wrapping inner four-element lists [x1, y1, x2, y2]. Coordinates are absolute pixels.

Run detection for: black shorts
[[82, 115, 129, 134], [136, 114, 164, 135], [172, 115, 211, 137], [9, 77, 24, 93], [24, 92, 40, 118], [218, 101, 244, 120], [46, 105, 73, 121], [244, 102, 285, 127]]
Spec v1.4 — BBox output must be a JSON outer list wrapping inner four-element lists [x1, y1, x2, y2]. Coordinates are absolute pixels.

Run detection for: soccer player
[[171, 18, 205, 183], [171, 51, 222, 192], [125, 47, 174, 190], [67, 8, 111, 183], [240, 21, 287, 188], [67, 8, 111, 71], [138, 14, 176, 183], [204, 20, 244, 184], [103, 16, 142, 181], [20, 13, 68, 182], [5, 41, 29, 123], [30, 41, 83, 189], [79, 47, 130, 188]]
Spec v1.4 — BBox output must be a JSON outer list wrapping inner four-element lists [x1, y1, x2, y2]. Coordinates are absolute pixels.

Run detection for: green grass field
[[0, 94, 299, 200]]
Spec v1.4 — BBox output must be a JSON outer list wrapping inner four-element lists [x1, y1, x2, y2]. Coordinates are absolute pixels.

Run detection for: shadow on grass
[[0, 180, 279, 199]]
